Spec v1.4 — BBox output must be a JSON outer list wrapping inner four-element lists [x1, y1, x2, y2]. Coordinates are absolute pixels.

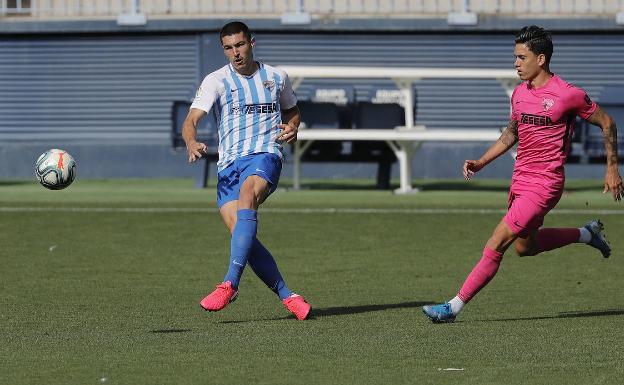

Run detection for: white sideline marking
[[0, 206, 623, 215]]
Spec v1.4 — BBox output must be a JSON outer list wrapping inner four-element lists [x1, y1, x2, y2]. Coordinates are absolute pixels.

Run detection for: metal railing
[[2, 0, 624, 19]]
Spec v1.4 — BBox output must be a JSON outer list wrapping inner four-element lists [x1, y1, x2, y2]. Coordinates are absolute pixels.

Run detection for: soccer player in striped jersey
[[423, 26, 623, 323], [182, 21, 310, 320]]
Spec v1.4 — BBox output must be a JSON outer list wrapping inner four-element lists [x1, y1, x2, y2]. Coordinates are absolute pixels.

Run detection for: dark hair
[[220, 21, 252, 44], [515, 26, 553, 64]]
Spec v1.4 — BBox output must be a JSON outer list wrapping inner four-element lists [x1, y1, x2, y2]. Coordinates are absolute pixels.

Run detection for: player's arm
[[278, 105, 300, 144], [464, 120, 518, 180], [182, 107, 208, 163], [585, 105, 624, 201]]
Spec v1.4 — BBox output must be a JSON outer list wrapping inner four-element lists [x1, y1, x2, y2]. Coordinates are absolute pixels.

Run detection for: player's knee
[[237, 193, 254, 209]]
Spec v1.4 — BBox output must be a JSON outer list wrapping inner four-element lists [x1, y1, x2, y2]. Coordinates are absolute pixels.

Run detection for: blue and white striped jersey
[[190, 62, 297, 171]]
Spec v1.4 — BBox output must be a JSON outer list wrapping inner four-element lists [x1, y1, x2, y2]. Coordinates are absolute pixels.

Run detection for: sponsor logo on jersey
[[230, 103, 277, 115], [521, 113, 553, 126]]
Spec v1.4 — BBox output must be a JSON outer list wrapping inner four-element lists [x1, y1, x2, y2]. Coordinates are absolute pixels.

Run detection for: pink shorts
[[503, 181, 563, 238]]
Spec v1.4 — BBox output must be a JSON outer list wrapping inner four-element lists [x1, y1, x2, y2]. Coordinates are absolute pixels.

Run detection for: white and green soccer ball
[[35, 149, 76, 190]]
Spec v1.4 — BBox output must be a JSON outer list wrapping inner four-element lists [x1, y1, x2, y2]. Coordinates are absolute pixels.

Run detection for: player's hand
[[186, 141, 208, 163], [277, 123, 298, 144], [603, 167, 624, 201], [463, 159, 484, 180]]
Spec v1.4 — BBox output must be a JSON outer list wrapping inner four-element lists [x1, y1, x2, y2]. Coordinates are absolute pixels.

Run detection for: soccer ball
[[35, 149, 76, 190]]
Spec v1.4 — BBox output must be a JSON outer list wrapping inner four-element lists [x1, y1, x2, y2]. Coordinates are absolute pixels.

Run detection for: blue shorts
[[216, 152, 282, 207]]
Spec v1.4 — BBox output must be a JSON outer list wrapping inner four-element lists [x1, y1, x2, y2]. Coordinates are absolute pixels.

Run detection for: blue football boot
[[584, 219, 611, 258], [422, 303, 456, 323]]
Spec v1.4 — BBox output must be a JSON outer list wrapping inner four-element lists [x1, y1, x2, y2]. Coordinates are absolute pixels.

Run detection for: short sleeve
[[279, 72, 298, 110], [510, 86, 520, 122], [568, 86, 597, 120], [190, 75, 219, 113]]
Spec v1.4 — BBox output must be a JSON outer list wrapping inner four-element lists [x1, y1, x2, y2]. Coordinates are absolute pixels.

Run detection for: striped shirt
[[191, 62, 297, 171]]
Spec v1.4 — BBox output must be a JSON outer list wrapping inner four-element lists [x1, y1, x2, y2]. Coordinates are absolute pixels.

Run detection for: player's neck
[[529, 70, 553, 89], [236, 61, 259, 77]]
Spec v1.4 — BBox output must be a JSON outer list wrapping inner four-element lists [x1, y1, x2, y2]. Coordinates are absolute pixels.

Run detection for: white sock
[[449, 296, 465, 315], [579, 227, 592, 243]]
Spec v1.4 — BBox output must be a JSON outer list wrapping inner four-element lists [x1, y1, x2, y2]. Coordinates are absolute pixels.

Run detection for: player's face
[[514, 43, 545, 81], [221, 32, 255, 75]]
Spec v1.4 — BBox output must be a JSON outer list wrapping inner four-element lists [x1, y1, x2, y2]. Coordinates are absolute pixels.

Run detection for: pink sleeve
[[510, 87, 519, 121], [568, 86, 597, 120]]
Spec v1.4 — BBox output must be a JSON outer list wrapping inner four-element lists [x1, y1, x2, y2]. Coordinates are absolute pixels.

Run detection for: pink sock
[[536, 228, 580, 253], [457, 247, 503, 303]]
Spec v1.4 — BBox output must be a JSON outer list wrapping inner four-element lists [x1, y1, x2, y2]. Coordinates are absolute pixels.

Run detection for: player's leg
[[199, 164, 242, 312], [200, 170, 272, 312], [424, 188, 547, 323], [211, 153, 309, 319], [221, 174, 268, 291], [422, 219, 516, 323], [219, 187, 294, 301], [239, 153, 310, 319], [514, 221, 610, 258]]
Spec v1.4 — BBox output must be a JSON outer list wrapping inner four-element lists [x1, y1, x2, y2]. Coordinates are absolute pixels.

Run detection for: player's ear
[[250, 36, 256, 48], [537, 53, 546, 67]]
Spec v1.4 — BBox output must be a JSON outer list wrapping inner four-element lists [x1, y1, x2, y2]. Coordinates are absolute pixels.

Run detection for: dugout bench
[[296, 100, 404, 189]]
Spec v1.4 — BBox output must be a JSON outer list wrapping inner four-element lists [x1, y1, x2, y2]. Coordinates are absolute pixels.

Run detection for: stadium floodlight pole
[[116, 0, 146, 25], [129, 0, 139, 15], [280, 0, 311, 24], [447, 0, 477, 25]]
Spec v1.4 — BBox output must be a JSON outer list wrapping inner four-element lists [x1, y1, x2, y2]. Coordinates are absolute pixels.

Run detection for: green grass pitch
[[1, 178, 622, 385]]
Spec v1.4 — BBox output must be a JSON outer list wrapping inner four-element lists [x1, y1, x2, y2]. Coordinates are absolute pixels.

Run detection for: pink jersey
[[510, 74, 597, 190]]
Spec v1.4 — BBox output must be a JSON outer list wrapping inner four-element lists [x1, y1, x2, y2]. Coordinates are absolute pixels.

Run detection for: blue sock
[[248, 239, 292, 300], [223, 209, 257, 289]]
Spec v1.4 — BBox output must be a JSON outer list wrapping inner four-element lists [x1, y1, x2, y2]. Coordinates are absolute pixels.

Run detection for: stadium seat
[[352, 102, 403, 189], [309, 85, 355, 128], [297, 100, 344, 159]]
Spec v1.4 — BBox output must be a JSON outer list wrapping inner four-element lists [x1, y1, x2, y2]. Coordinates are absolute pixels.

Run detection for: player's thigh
[[238, 175, 271, 209], [238, 153, 282, 208], [503, 191, 547, 239]]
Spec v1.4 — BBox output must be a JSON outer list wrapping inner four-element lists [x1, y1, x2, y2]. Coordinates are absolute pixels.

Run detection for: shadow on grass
[[149, 329, 193, 333], [0, 180, 34, 187], [310, 300, 433, 318], [219, 300, 433, 324], [478, 309, 624, 323]]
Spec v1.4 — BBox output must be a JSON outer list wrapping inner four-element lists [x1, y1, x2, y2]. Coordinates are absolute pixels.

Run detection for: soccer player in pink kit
[[423, 26, 624, 323]]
